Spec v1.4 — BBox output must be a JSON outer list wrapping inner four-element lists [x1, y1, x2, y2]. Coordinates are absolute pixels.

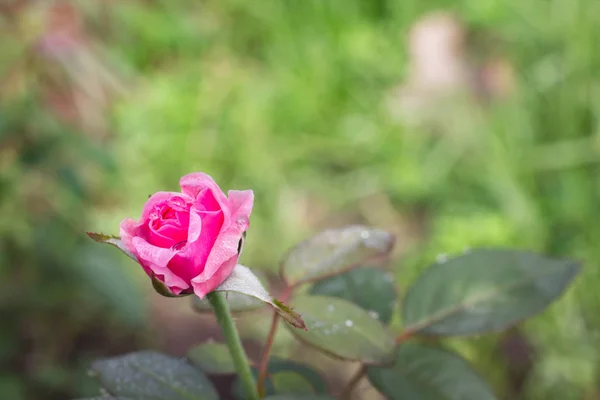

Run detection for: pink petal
[[195, 187, 222, 212], [148, 224, 180, 248], [192, 254, 238, 299], [228, 190, 254, 231], [156, 223, 187, 244], [190, 225, 242, 287], [189, 189, 254, 291], [131, 237, 188, 290], [119, 218, 141, 255], [180, 173, 228, 210], [169, 209, 223, 282], [140, 192, 184, 222], [186, 210, 202, 244]]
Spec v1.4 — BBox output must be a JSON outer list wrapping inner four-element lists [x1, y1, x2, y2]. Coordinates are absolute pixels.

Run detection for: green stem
[[207, 292, 259, 400]]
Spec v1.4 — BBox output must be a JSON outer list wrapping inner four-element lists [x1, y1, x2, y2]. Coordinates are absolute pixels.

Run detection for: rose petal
[[195, 187, 222, 212], [156, 223, 187, 244], [192, 254, 238, 299], [148, 224, 181, 248], [187, 211, 202, 244], [190, 190, 254, 291], [190, 224, 242, 286], [170, 209, 223, 282], [180, 173, 229, 213], [131, 237, 189, 290], [119, 218, 141, 255], [140, 192, 185, 222], [228, 190, 254, 231]]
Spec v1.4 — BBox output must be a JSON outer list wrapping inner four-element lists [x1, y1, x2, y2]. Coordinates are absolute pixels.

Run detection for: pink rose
[[119, 172, 254, 299]]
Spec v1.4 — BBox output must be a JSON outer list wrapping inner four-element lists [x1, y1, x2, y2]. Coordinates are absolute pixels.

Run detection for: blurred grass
[[3, 0, 600, 398]]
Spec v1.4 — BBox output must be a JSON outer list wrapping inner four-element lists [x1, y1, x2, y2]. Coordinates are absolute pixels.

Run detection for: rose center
[[147, 197, 191, 247]]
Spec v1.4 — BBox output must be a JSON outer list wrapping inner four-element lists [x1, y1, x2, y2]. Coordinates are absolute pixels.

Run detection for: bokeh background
[[2, 0, 600, 399]]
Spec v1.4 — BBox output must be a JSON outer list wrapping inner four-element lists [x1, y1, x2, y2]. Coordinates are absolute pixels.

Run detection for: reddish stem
[[340, 364, 366, 399], [395, 329, 415, 344], [257, 310, 280, 397]]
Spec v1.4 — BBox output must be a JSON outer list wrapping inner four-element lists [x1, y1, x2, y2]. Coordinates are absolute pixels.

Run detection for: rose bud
[[119, 172, 253, 298]]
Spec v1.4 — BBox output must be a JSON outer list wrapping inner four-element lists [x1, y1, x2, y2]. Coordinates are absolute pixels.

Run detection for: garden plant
[[85, 172, 581, 400]]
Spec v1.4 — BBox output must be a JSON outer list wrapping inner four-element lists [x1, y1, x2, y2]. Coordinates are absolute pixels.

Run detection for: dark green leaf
[[74, 397, 125, 400], [211, 264, 306, 330], [310, 267, 396, 324], [73, 398, 122, 400], [263, 396, 335, 400], [286, 295, 395, 364], [187, 342, 236, 375], [90, 351, 217, 400], [268, 358, 328, 394], [402, 249, 581, 336], [367, 343, 497, 400], [271, 372, 315, 395], [232, 359, 328, 399], [281, 226, 395, 286]]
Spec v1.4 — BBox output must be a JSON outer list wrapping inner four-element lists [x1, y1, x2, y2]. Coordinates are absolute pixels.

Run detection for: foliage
[[86, 225, 580, 399], [4, 0, 600, 398]]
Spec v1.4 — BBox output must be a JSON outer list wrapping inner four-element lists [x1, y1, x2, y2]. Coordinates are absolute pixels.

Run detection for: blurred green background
[[2, 0, 600, 399]]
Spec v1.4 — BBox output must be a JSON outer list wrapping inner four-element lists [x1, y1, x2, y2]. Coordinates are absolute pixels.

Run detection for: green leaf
[[402, 249, 581, 336], [74, 397, 125, 400], [286, 295, 395, 364], [90, 351, 217, 400], [187, 341, 236, 375], [263, 396, 335, 400], [212, 264, 306, 330], [280, 226, 395, 286], [192, 291, 264, 312], [86, 232, 136, 261], [232, 359, 328, 399], [271, 372, 315, 395], [192, 269, 267, 313], [268, 358, 328, 394], [367, 343, 497, 400], [310, 267, 396, 324], [75, 395, 122, 400]]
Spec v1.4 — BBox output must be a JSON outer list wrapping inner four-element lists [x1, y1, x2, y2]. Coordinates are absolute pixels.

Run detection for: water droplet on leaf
[[436, 253, 448, 263]]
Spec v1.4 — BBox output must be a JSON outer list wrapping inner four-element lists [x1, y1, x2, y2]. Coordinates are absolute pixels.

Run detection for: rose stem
[[207, 292, 259, 400]]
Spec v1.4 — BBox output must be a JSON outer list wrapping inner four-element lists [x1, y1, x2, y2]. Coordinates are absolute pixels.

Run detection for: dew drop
[[360, 230, 370, 239], [345, 320, 354, 327], [236, 216, 249, 230], [327, 305, 335, 312], [368, 310, 380, 320], [436, 253, 448, 263], [172, 240, 187, 251]]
